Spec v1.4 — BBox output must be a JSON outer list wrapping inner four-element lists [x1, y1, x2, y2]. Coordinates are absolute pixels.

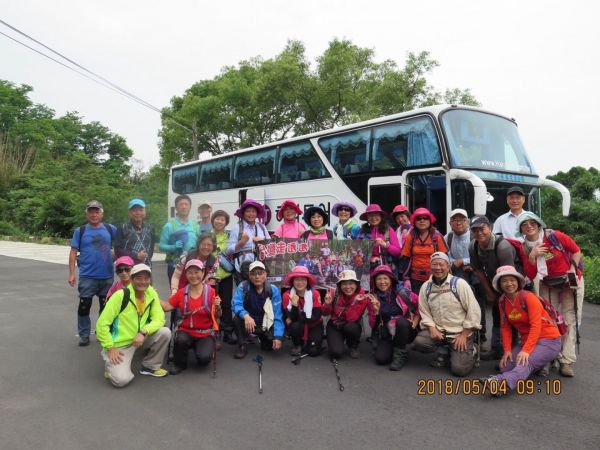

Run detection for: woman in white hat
[[322, 270, 368, 359], [480, 265, 561, 394]]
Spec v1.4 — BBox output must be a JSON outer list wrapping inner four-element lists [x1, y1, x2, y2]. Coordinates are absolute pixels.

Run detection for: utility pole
[[192, 120, 199, 160]]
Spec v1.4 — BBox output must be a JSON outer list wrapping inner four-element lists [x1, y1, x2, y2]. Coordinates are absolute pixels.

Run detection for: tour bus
[[168, 104, 570, 235]]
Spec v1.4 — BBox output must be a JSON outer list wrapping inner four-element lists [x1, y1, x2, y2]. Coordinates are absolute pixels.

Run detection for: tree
[[159, 39, 479, 167]]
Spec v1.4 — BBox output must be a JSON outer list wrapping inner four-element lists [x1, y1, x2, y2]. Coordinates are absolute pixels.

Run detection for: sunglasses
[[415, 216, 430, 221], [116, 267, 131, 274]]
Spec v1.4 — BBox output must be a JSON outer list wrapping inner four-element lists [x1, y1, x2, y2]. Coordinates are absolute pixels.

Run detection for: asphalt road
[[1, 254, 599, 450]]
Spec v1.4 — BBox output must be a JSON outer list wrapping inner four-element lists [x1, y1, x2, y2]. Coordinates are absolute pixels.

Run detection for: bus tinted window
[[319, 129, 371, 175], [372, 117, 441, 170], [233, 148, 276, 187], [172, 165, 199, 194], [278, 141, 329, 182], [200, 157, 232, 191]]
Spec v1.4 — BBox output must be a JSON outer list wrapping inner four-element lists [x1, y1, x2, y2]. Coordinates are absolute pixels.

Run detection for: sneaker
[[169, 365, 186, 375], [559, 363, 575, 377], [78, 336, 90, 346], [139, 366, 168, 377], [478, 375, 505, 398], [349, 348, 360, 359], [290, 345, 302, 357]]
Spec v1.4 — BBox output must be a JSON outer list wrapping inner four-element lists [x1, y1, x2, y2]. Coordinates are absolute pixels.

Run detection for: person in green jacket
[[96, 264, 171, 387]]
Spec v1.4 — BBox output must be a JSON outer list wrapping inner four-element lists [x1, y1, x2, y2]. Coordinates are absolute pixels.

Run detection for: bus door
[[367, 175, 406, 216], [404, 170, 448, 234]]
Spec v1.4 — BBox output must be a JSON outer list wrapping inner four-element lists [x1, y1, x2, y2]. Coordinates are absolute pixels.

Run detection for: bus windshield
[[441, 109, 535, 175]]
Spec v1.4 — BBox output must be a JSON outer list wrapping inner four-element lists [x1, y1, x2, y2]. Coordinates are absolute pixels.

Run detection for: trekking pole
[[330, 357, 345, 392], [572, 288, 580, 354], [211, 334, 218, 378], [291, 353, 309, 365], [253, 355, 264, 394]]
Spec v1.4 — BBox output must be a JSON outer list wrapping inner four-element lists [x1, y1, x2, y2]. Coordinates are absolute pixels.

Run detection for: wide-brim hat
[[359, 204, 389, 221], [410, 207, 436, 226], [303, 206, 329, 225], [277, 200, 303, 221], [337, 269, 360, 284], [332, 201, 357, 218], [515, 212, 547, 237], [234, 199, 265, 220], [284, 265, 316, 287], [391, 204, 410, 220], [492, 265, 525, 292], [371, 264, 397, 284]]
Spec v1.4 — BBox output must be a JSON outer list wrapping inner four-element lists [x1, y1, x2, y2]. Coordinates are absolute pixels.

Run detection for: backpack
[[470, 234, 525, 277], [499, 291, 568, 335], [171, 218, 199, 236], [235, 221, 270, 279], [109, 287, 146, 333], [178, 284, 216, 333], [544, 229, 584, 271], [301, 229, 334, 240], [241, 281, 274, 312], [401, 229, 445, 278], [424, 276, 461, 303]]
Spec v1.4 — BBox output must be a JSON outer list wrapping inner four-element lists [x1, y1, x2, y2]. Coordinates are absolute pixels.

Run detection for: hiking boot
[[139, 367, 168, 377], [478, 375, 505, 398], [234, 344, 248, 359], [349, 347, 360, 359], [223, 331, 237, 345], [78, 336, 90, 347], [535, 363, 551, 378], [389, 348, 408, 371], [430, 354, 449, 368], [559, 363, 575, 377], [169, 365, 186, 375], [290, 345, 302, 357]]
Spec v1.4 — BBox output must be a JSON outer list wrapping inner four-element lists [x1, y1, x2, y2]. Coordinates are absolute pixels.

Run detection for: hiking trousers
[[413, 330, 476, 377]]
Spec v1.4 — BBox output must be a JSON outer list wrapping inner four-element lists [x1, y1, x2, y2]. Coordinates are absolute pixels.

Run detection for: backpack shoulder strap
[[78, 224, 86, 249], [203, 284, 210, 309], [447, 232, 454, 249], [449, 276, 460, 301], [238, 222, 244, 242], [102, 223, 114, 246], [192, 221, 199, 234], [326, 229, 333, 240], [432, 230, 441, 252], [425, 281, 433, 298], [301, 230, 311, 239], [170, 219, 179, 232], [119, 287, 131, 314], [265, 281, 273, 298]]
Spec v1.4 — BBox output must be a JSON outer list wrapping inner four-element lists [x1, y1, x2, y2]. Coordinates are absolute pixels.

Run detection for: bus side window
[[278, 141, 329, 182], [234, 148, 276, 188], [319, 130, 371, 175], [200, 157, 232, 191]]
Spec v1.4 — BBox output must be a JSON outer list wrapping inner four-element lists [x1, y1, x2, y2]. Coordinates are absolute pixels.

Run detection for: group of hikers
[[68, 186, 585, 396]]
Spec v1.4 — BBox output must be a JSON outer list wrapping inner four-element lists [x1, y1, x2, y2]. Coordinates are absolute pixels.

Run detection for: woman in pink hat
[[367, 265, 419, 370], [273, 200, 306, 239], [106, 256, 135, 300], [391, 204, 411, 249], [282, 265, 323, 357], [356, 204, 401, 271], [399, 207, 447, 294]]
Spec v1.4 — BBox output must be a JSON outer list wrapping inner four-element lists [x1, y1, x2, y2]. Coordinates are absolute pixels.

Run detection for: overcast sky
[[1, 0, 599, 176]]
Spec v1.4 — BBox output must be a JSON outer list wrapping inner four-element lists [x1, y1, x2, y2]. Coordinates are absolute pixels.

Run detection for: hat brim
[[359, 210, 389, 221], [492, 271, 525, 292], [277, 202, 302, 221], [332, 202, 357, 217], [235, 201, 265, 220], [303, 207, 329, 225], [285, 272, 316, 287]]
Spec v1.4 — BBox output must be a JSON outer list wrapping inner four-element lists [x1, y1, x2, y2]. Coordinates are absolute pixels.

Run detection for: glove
[[175, 240, 184, 249]]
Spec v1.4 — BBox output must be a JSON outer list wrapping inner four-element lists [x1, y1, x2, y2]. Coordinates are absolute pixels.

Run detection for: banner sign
[[256, 239, 373, 291]]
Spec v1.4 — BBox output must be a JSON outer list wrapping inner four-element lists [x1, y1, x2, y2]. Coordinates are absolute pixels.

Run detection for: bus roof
[[171, 104, 517, 169]]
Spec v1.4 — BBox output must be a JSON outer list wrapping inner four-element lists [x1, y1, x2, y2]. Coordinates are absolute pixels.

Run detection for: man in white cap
[[96, 264, 171, 387], [197, 200, 213, 234], [115, 198, 154, 266], [231, 261, 284, 359], [413, 252, 481, 377]]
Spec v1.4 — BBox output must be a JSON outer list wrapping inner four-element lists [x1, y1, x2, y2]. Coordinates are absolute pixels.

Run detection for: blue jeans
[[77, 276, 112, 337]]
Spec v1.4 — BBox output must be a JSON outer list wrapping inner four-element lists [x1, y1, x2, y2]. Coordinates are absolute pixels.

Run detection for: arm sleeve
[[232, 284, 248, 318], [170, 256, 186, 291], [386, 229, 401, 257], [500, 304, 513, 354], [159, 223, 176, 253], [168, 290, 182, 309], [95, 290, 123, 349], [321, 301, 332, 316], [522, 292, 544, 354], [271, 287, 284, 339]]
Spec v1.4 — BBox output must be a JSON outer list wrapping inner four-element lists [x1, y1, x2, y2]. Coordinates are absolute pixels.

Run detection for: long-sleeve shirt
[[367, 286, 419, 328], [357, 226, 401, 258], [500, 291, 561, 354], [114, 222, 154, 266], [445, 231, 471, 266], [232, 282, 284, 339], [226, 220, 269, 271], [159, 217, 198, 262], [418, 274, 481, 338], [321, 289, 368, 324], [282, 290, 323, 326], [522, 230, 581, 279]]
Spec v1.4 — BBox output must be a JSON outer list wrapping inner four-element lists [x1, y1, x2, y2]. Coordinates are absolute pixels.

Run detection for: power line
[[0, 19, 193, 133]]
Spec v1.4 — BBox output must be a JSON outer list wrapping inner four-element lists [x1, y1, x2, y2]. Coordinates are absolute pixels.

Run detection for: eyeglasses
[[116, 267, 131, 274], [521, 220, 539, 228], [415, 216, 430, 221], [338, 207, 352, 212], [450, 217, 467, 223]]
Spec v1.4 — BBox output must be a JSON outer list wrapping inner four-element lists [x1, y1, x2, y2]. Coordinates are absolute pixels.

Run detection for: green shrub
[[0, 220, 26, 238], [583, 256, 600, 304]]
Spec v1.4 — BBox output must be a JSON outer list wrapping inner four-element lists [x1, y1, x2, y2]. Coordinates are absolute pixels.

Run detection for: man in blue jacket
[[232, 261, 284, 359]]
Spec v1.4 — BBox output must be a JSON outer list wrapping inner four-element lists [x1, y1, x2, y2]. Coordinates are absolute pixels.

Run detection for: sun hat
[[277, 200, 303, 221], [371, 264, 397, 283], [492, 265, 525, 292], [284, 265, 316, 287], [185, 259, 206, 271], [114, 256, 134, 267], [410, 207, 436, 226], [130, 264, 152, 277], [234, 199, 265, 220], [332, 201, 358, 217], [391, 204, 410, 220], [515, 212, 547, 237], [303, 206, 329, 225], [359, 204, 389, 221], [337, 269, 360, 284]]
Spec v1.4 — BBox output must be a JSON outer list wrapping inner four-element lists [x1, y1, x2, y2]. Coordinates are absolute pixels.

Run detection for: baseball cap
[[185, 259, 206, 271], [86, 200, 103, 210], [470, 215, 491, 229], [198, 200, 212, 208], [507, 186, 525, 196], [249, 261, 266, 272], [430, 252, 450, 264], [449, 208, 468, 219], [130, 264, 152, 277], [128, 198, 146, 209]]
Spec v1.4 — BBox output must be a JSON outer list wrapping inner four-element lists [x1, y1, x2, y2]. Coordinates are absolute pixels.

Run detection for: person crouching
[[232, 261, 284, 359], [283, 265, 323, 357], [367, 265, 420, 370], [161, 259, 221, 375]]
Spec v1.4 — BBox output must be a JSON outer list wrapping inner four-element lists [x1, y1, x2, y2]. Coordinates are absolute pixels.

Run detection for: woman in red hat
[[356, 204, 401, 271], [399, 207, 447, 294], [273, 200, 306, 239], [391, 204, 411, 249], [367, 265, 419, 370], [282, 265, 323, 357]]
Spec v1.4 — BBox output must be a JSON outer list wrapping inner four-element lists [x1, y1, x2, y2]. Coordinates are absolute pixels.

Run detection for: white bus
[[168, 104, 570, 234]]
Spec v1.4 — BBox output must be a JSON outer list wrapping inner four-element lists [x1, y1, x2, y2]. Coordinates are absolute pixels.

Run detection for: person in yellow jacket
[[96, 264, 171, 387]]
